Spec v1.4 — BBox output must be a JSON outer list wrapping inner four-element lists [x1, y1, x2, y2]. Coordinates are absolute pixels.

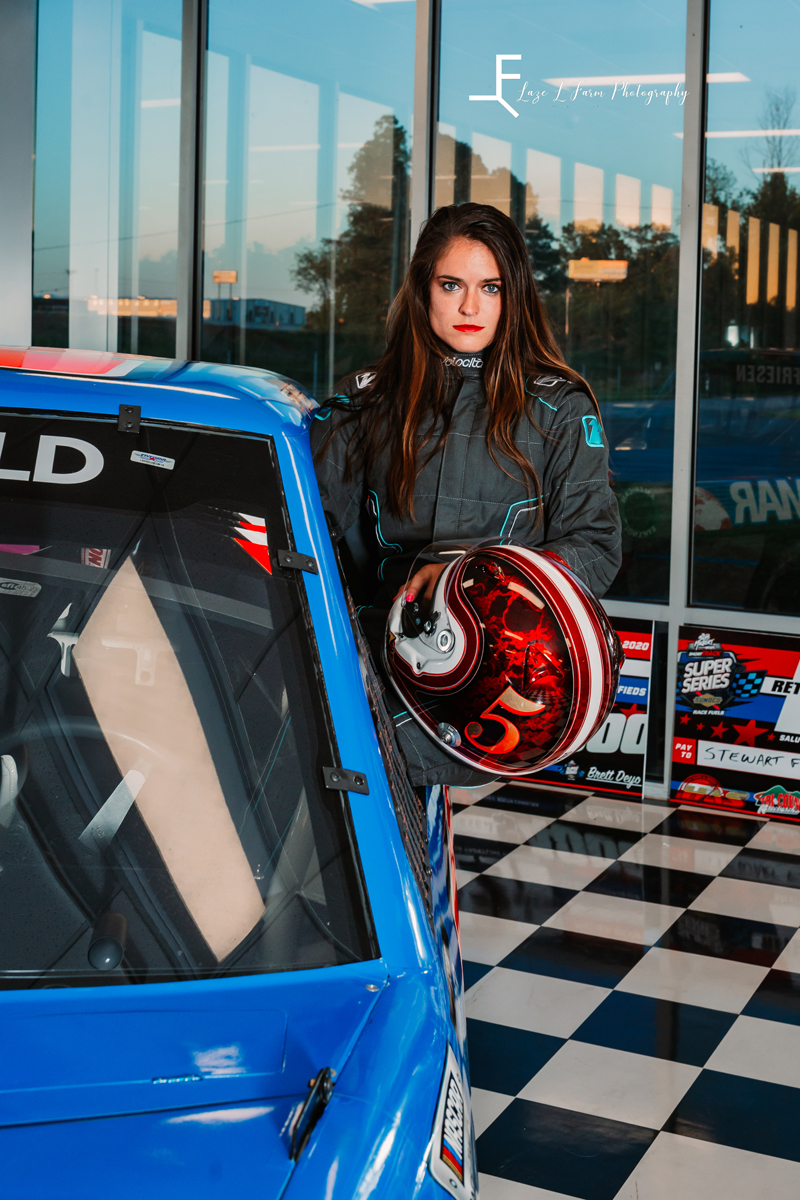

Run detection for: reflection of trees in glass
[[702, 87, 800, 354], [745, 87, 798, 175], [434, 131, 678, 400], [705, 159, 745, 209], [525, 215, 565, 295], [292, 115, 410, 343], [556, 222, 679, 399], [436, 131, 531, 225]]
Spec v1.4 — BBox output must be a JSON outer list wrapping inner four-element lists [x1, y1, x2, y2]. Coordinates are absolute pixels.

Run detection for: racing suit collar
[[443, 349, 488, 377]]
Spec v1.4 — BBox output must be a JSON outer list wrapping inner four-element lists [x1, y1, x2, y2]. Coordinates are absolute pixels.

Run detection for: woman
[[312, 203, 621, 784]]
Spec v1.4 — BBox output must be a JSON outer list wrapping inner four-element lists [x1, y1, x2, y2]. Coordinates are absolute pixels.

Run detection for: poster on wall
[[537, 616, 653, 801], [672, 625, 800, 822]]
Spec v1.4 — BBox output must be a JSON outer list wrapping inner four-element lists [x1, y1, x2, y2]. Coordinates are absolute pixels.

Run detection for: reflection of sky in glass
[[440, 0, 688, 230], [34, 0, 182, 302], [707, 0, 800, 188], [204, 0, 416, 308], [691, 0, 800, 616], [136, 30, 182, 278]]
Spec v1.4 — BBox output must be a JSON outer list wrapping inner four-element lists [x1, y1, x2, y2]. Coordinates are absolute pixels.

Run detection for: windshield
[[0, 410, 376, 988]]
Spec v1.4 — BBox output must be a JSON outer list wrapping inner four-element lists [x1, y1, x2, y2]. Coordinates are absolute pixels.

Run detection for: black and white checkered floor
[[450, 782, 800, 1200]]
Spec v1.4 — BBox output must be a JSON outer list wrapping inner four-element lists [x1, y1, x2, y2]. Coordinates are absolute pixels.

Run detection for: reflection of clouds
[[193, 1044, 246, 1076], [166, 1106, 274, 1126]]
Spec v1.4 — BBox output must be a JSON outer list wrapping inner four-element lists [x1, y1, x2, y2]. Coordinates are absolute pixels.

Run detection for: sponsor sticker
[[81, 548, 111, 569], [440, 1070, 465, 1184], [0, 577, 41, 598], [753, 785, 800, 817], [130, 450, 175, 470], [675, 772, 750, 808], [672, 625, 800, 821], [429, 1046, 473, 1198], [675, 773, 722, 802], [537, 616, 653, 801], [676, 631, 766, 711]]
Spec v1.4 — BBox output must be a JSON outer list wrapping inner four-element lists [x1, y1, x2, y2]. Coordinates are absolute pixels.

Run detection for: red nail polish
[[406, 592, 414, 602]]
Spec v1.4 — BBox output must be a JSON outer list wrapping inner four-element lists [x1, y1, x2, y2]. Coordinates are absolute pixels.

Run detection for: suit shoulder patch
[[582, 414, 605, 447], [533, 374, 569, 388]]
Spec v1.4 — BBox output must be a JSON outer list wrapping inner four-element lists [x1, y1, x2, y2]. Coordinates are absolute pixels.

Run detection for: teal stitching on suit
[[369, 490, 402, 552], [524, 377, 558, 412], [500, 498, 539, 536], [369, 489, 402, 582]]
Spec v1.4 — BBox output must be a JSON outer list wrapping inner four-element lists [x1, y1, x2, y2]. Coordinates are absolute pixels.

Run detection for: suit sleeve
[[537, 388, 622, 597], [309, 405, 365, 541]]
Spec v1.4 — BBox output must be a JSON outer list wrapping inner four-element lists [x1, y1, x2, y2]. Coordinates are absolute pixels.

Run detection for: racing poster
[[672, 625, 800, 822], [537, 617, 653, 800]]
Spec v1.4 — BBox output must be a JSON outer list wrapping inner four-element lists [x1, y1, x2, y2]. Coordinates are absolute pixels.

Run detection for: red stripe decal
[[234, 538, 272, 574]]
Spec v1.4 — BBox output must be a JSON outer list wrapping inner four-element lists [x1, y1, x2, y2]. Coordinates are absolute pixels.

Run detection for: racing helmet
[[385, 541, 623, 777]]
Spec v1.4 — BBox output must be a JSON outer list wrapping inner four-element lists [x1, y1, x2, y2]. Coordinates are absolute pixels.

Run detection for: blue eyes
[[441, 281, 501, 294]]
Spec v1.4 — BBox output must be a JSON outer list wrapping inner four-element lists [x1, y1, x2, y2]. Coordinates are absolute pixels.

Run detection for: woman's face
[[429, 236, 502, 353]]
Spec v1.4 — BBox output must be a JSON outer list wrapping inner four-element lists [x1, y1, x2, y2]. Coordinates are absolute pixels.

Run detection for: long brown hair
[[317, 202, 596, 518]]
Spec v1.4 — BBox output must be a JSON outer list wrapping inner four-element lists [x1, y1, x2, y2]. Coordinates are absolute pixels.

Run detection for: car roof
[[0, 347, 318, 436]]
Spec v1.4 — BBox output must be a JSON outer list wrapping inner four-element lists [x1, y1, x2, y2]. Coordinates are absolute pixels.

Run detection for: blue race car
[[0, 347, 476, 1199]]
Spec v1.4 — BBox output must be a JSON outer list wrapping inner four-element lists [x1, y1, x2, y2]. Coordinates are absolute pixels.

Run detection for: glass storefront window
[[201, 0, 416, 398], [437, 0, 688, 601], [32, 0, 183, 358], [693, 0, 800, 615]]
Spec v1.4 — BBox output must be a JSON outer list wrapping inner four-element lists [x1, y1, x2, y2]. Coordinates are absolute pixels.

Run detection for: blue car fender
[[282, 971, 475, 1198]]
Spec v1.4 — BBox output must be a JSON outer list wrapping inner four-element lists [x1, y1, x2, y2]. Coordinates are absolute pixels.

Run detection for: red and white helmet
[[385, 541, 623, 777]]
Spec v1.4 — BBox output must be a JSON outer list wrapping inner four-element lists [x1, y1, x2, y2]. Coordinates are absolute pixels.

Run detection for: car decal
[[233, 513, 272, 574]]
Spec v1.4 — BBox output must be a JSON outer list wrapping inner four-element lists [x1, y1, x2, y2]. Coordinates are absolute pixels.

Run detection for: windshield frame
[[0, 405, 379, 989]]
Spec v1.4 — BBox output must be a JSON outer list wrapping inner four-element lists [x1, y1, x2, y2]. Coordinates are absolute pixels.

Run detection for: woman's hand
[[395, 563, 446, 604]]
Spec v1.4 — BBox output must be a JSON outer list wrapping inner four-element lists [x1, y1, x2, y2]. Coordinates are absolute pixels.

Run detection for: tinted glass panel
[[0, 413, 375, 987], [693, 0, 800, 614], [437, 0, 687, 600], [201, 0, 417, 398], [32, 0, 182, 357]]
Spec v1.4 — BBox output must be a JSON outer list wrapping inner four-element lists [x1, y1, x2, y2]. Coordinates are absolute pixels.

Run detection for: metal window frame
[[0, 0, 37, 349], [604, 0, 800, 799], [410, 0, 440, 248], [176, 0, 208, 361]]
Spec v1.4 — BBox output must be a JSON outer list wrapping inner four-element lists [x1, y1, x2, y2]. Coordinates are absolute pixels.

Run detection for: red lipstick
[[453, 324, 484, 332]]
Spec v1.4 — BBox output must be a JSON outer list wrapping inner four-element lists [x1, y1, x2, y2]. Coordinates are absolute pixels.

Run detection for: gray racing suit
[[311, 352, 622, 785]]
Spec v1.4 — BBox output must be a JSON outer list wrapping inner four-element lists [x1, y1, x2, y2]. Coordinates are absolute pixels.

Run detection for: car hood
[[0, 1095, 302, 1200], [0, 970, 449, 1200], [0, 961, 386, 1128]]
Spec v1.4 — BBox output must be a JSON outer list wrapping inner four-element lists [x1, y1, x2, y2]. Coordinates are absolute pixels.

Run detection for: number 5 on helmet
[[385, 540, 623, 778]]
